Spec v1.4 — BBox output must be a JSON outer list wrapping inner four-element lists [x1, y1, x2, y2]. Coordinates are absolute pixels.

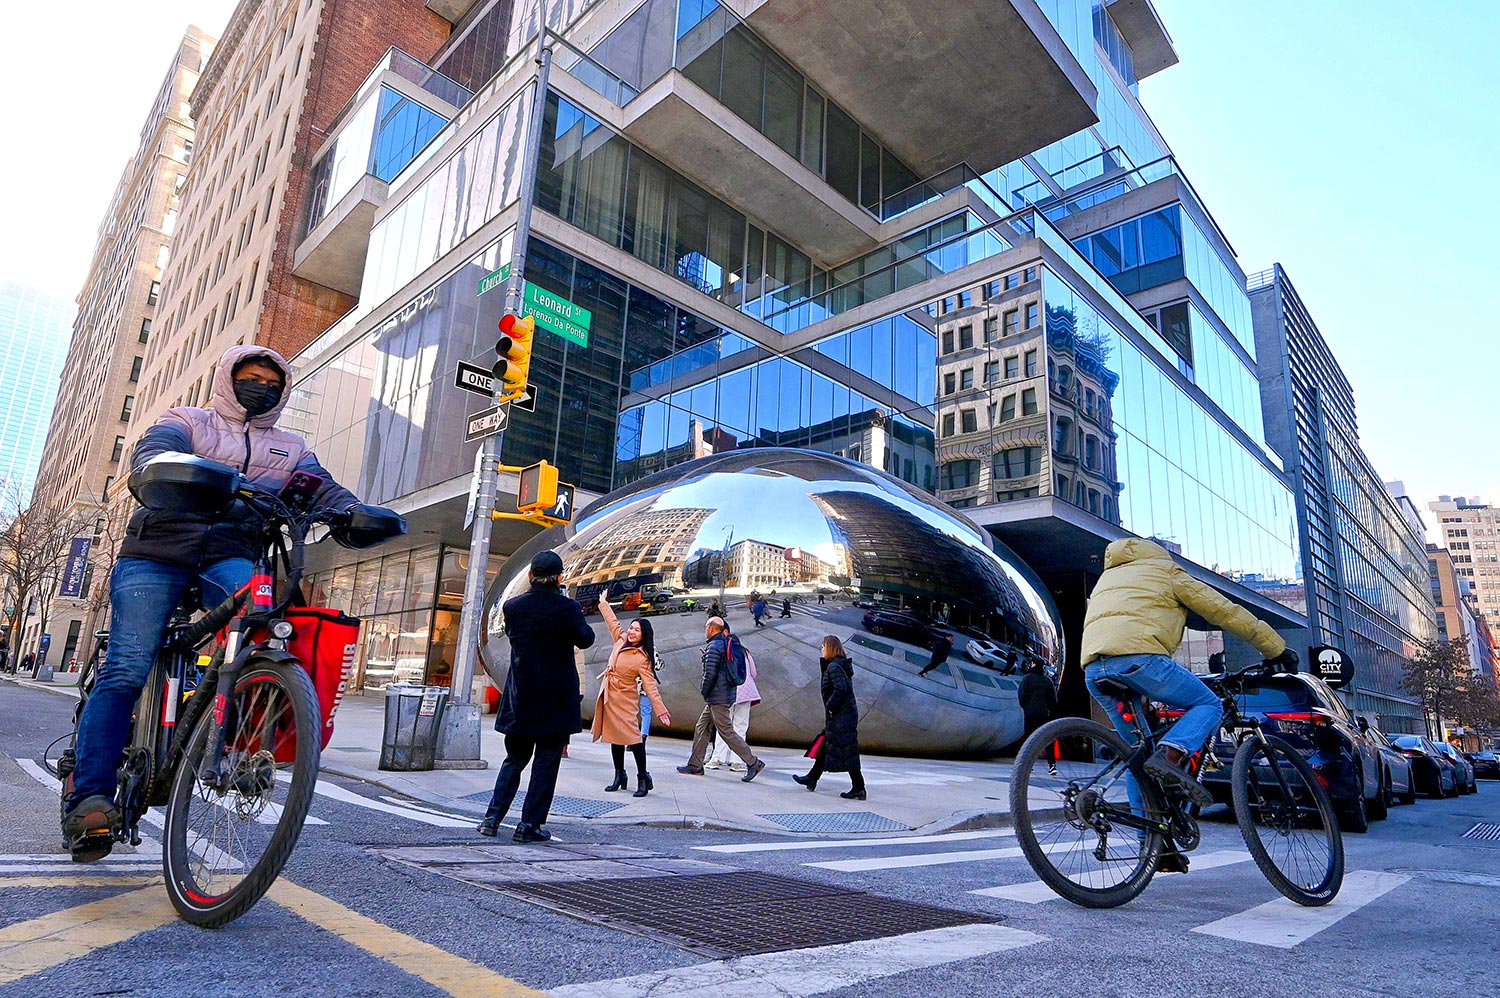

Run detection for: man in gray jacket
[[677, 616, 764, 781]]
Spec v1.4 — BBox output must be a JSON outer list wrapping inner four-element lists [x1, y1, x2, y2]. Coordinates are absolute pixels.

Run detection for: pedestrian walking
[[1017, 658, 1057, 739], [479, 550, 596, 842], [817, 591, 825, 605], [707, 642, 759, 772], [752, 598, 767, 627], [794, 635, 866, 799], [917, 631, 953, 677], [677, 616, 765, 781], [21, 652, 34, 676], [779, 598, 792, 618], [593, 600, 670, 797]]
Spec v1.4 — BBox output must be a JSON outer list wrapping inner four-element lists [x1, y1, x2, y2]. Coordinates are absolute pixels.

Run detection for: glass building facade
[[0, 281, 74, 502]]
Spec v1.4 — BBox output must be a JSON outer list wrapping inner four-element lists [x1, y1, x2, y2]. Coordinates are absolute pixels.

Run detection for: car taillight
[[1264, 711, 1330, 725]]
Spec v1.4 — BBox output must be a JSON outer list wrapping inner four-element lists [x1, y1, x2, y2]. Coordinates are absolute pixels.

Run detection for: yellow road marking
[[1, 876, 161, 889], [267, 880, 550, 997], [0, 885, 177, 986]]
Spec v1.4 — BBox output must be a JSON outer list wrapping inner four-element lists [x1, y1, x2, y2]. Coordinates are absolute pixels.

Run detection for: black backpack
[[723, 635, 746, 686]]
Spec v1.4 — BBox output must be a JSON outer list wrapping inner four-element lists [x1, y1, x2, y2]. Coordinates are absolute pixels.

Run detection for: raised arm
[[598, 598, 624, 643], [1172, 570, 1286, 659]]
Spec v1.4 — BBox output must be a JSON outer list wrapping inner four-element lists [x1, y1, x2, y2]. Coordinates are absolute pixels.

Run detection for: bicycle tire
[[1010, 716, 1165, 908], [162, 658, 320, 927], [1231, 733, 1343, 906]]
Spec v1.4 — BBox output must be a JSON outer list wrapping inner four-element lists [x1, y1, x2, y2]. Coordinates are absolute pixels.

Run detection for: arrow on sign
[[464, 405, 509, 443], [455, 363, 536, 411]]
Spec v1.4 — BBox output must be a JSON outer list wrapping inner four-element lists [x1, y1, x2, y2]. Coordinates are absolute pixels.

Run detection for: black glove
[[1269, 648, 1299, 671]]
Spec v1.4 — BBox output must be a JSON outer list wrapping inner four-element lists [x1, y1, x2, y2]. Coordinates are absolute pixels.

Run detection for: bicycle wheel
[[1231, 733, 1343, 906], [1010, 717, 1166, 908], [162, 658, 320, 927]]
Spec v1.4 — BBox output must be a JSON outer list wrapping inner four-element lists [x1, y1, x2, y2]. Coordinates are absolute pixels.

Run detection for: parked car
[[963, 638, 1015, 671], [1359, 721, 1418, 807], [1197, 671, 1385, 831], [1391, 735, 1459, 798], [1465, 751, 1500, 780], [1434, 742, 1478, 794], [860, 609, 947, 650]]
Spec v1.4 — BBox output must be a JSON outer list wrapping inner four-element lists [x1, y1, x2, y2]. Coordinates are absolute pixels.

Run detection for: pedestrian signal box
[[517, 460, 559, 513]]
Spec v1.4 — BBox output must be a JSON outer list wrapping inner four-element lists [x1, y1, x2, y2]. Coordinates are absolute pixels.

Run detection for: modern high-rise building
[[1249, 264, 1434, 732], [19, 29, 215, 672], [1428, 543, 1496, 682], [123, 0, 459, 464], [0, 282, 74, 503], [1429, 496, 1500, 640], [267, 0, 1309, 693]]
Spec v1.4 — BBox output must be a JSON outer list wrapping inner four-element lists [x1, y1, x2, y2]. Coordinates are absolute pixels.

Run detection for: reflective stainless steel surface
[[481, 448, 1062, 755]]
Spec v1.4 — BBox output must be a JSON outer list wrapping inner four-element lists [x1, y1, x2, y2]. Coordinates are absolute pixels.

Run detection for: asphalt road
[[3, 680, 1497, 998]]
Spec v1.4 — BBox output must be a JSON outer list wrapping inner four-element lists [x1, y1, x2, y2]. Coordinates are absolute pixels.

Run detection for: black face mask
[[234, 380, 283, 417]]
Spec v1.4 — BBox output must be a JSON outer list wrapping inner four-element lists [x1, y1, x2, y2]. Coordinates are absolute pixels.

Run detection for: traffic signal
[[494, 313, 535, 401], [517, 460, 559, 514]]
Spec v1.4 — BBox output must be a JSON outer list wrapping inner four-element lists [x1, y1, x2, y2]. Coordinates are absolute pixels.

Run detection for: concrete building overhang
[[425, 0, 483, 25], [970, 494, 1308, 632], [724, 0, 1099, 176], [620, 70, 883, 261], [1103, 0, 1179, 79], [292, 175, 389, 297]]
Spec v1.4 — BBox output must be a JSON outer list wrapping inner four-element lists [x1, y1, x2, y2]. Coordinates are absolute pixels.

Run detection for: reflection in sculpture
[[482, 449, 1064, 755]]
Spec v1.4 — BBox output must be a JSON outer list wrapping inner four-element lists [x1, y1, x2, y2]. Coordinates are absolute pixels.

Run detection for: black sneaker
[[477, 816, 499, 837], [741, 759, 766, 783], [62, 795, 120, 863], [1145, 749, 1213, 808], [513, 823, 551, 843]]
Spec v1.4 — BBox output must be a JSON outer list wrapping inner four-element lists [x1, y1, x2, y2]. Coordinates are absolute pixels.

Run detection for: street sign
[[454, 363, 537, 411], [462, 449, 485, 529], [464, 405, 509, 443], [455, 361, 493, 396], [1309, 645, 1355, 689], [476, 262, 511, 297], [523, 284, 591, 347]]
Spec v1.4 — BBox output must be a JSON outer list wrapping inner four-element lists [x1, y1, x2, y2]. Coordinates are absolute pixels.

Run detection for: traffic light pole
[[435, 25, 554, 768]]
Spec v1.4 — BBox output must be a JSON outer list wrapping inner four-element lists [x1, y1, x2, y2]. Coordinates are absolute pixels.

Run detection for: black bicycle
[[52, 455, 403, 927], [1010, 661, 1343, 908]]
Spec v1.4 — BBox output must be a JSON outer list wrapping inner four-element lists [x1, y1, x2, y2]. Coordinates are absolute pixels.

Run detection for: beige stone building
[[1429, 497, 1500, 636], [124, 0, 453, 461], [21, 29, 214, 669]]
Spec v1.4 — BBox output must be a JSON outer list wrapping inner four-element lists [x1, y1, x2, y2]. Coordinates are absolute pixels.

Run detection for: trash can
[[379, 684, 449, 771]]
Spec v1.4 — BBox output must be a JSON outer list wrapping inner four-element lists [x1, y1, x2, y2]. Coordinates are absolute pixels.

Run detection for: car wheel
[[1370, 775, 1389, 821], [869, 623, 883, 636], [1401, 779, 1418, 806], [1444, 777, 1459, 798], [1339, 790, 1370, 833]]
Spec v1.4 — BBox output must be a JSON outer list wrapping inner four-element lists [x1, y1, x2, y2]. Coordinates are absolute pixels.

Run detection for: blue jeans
[[1085, 654, 1223, 829], [69, 557, 253, 806]]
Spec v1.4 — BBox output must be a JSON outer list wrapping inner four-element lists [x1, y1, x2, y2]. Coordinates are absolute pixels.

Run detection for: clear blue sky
[[1141, 0, 1500, 533]]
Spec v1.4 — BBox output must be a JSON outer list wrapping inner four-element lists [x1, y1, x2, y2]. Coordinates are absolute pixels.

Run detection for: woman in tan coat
[[593, 600, 671, 797]]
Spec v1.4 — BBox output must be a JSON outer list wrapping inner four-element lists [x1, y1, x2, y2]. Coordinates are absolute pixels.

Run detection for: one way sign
[[454, 362, 536, 411], [464, 405, 508, 443]]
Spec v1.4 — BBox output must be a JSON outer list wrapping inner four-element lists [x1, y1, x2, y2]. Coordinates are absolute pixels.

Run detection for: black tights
[[611, 741, 648, 776]]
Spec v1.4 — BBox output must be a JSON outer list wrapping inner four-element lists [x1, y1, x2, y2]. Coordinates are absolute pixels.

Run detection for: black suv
[[1198, 671, 1385, 832], [860, 609, 947, 649]]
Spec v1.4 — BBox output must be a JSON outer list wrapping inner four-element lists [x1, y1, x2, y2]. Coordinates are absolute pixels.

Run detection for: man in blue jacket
[[479, 550, 596, 842], [677, 616, 764, 781]]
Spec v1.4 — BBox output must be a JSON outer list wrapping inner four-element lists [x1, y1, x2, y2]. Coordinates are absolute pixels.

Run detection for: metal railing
[[1244, 267, 1277, 293], [876, 164, 1011, 222], [549, 30, 640, 106]]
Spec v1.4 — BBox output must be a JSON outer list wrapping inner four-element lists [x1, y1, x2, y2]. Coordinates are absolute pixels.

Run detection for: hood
[[1102, 537, 1173, 570], [210, 344, 293, 428]]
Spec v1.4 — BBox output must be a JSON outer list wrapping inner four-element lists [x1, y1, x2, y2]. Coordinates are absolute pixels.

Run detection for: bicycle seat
[[1092, 677, 1138, 699]]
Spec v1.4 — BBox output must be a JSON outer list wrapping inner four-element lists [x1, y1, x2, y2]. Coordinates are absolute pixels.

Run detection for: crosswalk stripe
[[0, 884, 178, 986], [0, 852, 157, 864], [806, 845, 1027, 872], [311, 780, 473, 827], [695, 829, 1016, 855], [550, 924, 1049, 997], [1190, 870, 1411, 948], [0, 864, 160, 874], [968, 849, 1254, 903], [0, 876, 160, 888]]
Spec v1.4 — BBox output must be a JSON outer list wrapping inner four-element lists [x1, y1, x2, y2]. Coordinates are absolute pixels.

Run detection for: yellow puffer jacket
[[1080, 538, 1286, 666]]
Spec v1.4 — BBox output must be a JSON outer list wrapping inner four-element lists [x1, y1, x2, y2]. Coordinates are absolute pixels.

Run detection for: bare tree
[[1402, 638, 1471, 739], [0, 484, 96, 669], [1450, 672, 1500, 737]]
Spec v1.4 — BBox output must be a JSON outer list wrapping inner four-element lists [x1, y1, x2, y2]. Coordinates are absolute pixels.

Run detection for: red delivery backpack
[[246, 607, 361, 761]]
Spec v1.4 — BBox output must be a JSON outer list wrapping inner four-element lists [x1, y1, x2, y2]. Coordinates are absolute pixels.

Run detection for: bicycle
[[52, 456, 403, 927], [1009, 660, 1343, 909]]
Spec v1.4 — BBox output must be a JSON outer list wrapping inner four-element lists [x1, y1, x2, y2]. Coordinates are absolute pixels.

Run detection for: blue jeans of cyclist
[[69, 556, 253, 807], [1085, 653, 1223, 829]]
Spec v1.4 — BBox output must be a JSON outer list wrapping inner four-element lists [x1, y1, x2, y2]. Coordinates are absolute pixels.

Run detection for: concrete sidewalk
[[2, 674, 1017, 834]]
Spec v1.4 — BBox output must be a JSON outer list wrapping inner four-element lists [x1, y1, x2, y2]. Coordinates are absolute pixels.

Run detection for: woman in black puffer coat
[[793, 635, 866, 800]]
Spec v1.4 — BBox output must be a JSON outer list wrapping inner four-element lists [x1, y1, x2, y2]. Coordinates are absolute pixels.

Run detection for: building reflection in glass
[[482, 449, 1063, 755]]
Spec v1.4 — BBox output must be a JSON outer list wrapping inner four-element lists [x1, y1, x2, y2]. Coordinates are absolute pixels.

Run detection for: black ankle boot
[[840, 788, 867, 801], [633, 772, 653, 797], [793, 773, 817, 791], [605, 769, 629, 792]]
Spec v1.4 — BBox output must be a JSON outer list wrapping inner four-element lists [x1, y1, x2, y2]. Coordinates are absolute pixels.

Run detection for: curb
[[0, 676, 82, 700]]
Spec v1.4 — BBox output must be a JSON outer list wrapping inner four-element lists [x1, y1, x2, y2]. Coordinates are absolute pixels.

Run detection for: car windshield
[[1236, 682, 1313, 711], [1392, 736, 1425, 750]]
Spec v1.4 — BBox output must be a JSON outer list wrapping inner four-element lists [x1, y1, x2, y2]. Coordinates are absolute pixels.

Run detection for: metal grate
[[458, 791, 626, 818], [1462, 822, 1500, 841], [759, 811, 909, 833], [495, 871, 995, 958]]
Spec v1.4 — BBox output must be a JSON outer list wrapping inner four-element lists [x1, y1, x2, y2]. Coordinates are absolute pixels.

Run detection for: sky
[[1141, 0, 1500, 533], [0, 0, 1494, 536]]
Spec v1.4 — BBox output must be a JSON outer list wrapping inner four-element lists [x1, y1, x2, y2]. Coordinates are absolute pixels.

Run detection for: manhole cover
[[457, 791, 626, 818], [759, 811, 910, 833], [1462, 822, 1500, 841], [495, 871, 995, 957]]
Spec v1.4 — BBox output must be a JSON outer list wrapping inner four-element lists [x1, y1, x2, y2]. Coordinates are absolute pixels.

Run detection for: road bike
[[1009, 660, 1344, 909], [52, 455, 403, 927]]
